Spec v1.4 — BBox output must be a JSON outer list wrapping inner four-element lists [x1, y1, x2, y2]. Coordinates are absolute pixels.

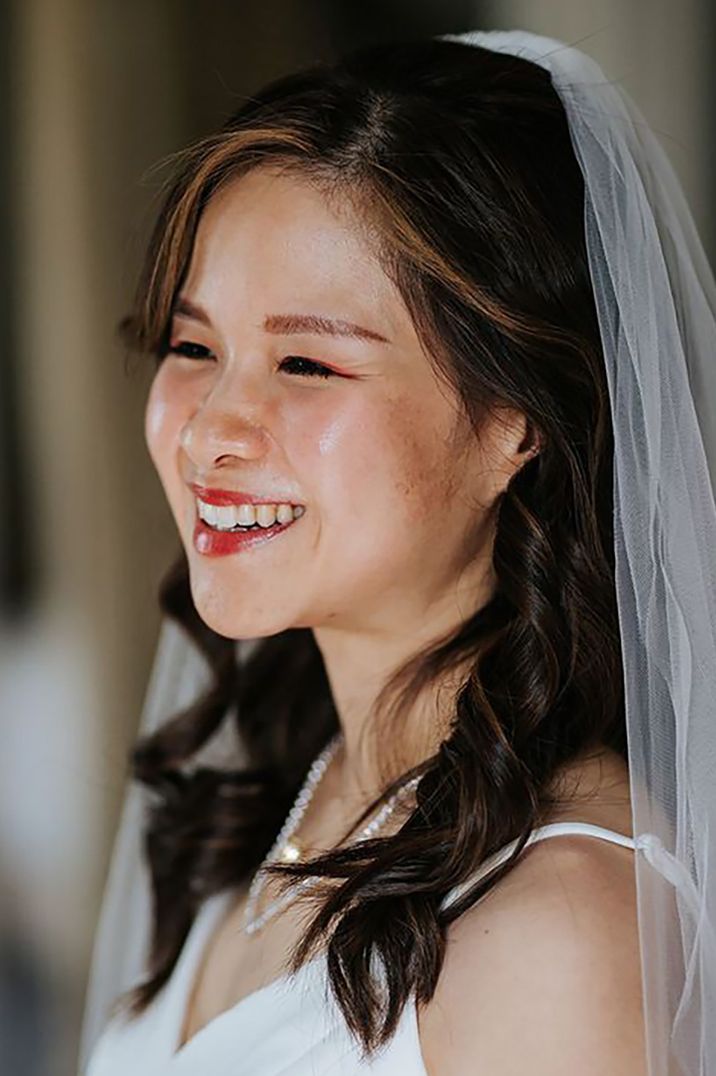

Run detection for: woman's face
[[145, 165, 527, 641]]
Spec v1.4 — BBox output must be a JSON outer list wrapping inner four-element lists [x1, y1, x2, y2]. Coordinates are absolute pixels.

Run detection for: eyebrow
[[172, 297, 391, 345]]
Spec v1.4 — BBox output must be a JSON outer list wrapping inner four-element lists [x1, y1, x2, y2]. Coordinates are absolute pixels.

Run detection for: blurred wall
[[0, 2, 712, 1074], [486, 0, 715, 251], [1, 3, 188, 1071]]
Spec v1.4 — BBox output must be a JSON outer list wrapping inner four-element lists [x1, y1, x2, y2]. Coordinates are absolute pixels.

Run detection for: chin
[[187, 575, 298, 642]]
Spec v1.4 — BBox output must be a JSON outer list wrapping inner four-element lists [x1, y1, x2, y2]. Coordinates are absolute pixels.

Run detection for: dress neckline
[[169, 891, 325, 1060], [167, 820, 636, 1062], [167, 890, 429, 1074]]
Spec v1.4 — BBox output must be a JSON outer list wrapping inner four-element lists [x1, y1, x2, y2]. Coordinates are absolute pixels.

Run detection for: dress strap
[[441, 821, 635, 913]]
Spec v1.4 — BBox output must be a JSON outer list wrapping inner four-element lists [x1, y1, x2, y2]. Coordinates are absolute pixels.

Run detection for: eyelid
[[167, 340, 214, 359], [280, 355, 338, 378], [165, 341, 337, 379]]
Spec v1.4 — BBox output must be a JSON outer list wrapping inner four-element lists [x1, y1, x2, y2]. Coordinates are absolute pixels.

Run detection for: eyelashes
[[280, 356, 335, 380], [167, 341, 210, 361], [165, 341, 335, 380]]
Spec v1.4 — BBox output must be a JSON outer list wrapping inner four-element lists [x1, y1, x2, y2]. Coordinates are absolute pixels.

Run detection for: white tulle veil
[[78, 29, 716, 1076]]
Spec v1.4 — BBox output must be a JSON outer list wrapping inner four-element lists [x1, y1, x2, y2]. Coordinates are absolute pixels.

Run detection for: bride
[[81, 28, 716, 1076]]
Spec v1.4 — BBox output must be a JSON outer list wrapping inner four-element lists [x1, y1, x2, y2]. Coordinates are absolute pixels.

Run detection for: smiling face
[[145, 165, 529, 643]]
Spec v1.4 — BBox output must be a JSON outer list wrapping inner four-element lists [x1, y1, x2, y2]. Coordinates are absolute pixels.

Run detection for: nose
[[179, 372, 271, 471]]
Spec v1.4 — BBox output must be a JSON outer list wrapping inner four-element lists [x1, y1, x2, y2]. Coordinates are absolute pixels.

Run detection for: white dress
[[85, 821, 637, 1076]]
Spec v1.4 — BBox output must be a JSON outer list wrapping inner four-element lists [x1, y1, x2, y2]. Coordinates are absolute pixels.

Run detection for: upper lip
[[189, 483, 303, 507]]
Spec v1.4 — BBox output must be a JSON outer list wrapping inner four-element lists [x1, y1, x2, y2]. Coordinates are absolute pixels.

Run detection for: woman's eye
[[164, 344, 333, 379], [280, 356, 335, 379], [167, 341, 214, 360]]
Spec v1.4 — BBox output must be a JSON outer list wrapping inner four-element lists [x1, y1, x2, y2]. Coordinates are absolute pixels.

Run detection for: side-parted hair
[[120, 37, 624, 1058]]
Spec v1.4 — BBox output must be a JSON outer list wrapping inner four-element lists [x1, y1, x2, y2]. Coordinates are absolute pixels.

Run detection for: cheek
[[314, 392, 458, 531], [144, 367, 190, 471], [381, 399, 461, 526]]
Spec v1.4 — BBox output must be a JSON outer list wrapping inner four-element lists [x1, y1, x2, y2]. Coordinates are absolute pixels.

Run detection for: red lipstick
[[190, 483, 302, 507], [189, 485, 305, 557], [193, 513, 301, 556]]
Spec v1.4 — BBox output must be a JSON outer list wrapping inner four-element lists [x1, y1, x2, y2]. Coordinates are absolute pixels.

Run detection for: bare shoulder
[[417, 833, 647, 1076]]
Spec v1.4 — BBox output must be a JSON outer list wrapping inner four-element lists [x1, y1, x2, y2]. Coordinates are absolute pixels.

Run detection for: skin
[[145, 164, 644, 1072], [417, 831, 647, 1075], [145, 163, 537, 800]]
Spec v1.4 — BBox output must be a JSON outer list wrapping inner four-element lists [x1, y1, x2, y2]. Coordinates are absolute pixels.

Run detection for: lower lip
[[193, 512, 302, 557]]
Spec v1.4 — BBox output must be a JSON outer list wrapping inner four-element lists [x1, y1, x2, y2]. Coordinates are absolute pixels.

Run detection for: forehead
[[181, 165, 406, 339]]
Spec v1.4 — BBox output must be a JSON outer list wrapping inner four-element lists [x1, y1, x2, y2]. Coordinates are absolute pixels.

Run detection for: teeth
[[237, 503, 266, 527], [218, 504, 246, 528], [275, 504, 295, 525], [197, 499, 304, 531]]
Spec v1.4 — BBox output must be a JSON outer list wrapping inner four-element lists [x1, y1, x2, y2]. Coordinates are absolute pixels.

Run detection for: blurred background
[[0, 1, 713, 1072]]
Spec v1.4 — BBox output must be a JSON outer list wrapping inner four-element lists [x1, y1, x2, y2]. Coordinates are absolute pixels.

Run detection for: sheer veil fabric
[[79, 29, 716, 1076]]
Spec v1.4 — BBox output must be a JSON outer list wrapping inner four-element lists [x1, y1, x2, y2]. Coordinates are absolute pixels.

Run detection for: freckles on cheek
[[384, 403, 450, 525], [393, 452, 439, 526]]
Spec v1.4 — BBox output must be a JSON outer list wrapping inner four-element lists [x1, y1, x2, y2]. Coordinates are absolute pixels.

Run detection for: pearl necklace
[[243, 733, 420, 935]]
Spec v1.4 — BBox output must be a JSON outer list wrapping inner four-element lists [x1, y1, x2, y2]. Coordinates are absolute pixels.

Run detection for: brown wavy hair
[[119, 36, 626, 1057]]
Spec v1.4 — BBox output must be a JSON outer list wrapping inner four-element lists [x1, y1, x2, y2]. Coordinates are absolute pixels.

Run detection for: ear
[[517, 418, 542, 465], [471, 407, 540, 510], [495, 407, 542, 474]]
